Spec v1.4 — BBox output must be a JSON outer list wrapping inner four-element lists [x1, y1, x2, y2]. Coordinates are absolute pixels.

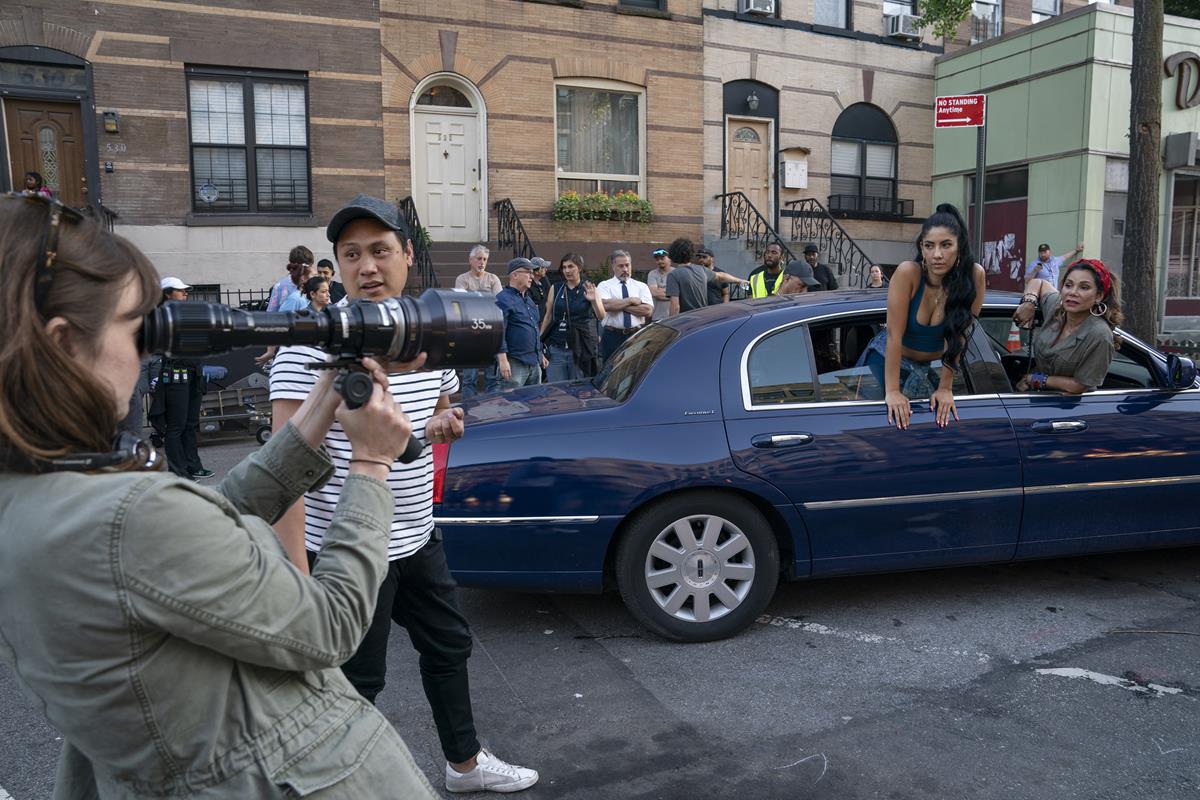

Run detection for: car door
[[722, 308, 1024, 578], [981, 307, 1200, 558]]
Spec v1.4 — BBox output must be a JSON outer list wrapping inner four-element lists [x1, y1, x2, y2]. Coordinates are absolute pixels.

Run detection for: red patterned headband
[[1067, 258, 1112, 297]]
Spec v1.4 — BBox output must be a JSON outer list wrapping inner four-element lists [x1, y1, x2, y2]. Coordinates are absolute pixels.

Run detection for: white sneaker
[[445, 749, 539, 793]]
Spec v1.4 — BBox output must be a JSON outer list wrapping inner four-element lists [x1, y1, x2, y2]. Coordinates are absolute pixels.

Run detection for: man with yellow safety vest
[[746, 242, 786, 298]]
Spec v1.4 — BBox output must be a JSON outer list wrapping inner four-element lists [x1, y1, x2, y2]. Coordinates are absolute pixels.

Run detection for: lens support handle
[[307, 358, 424, 465]]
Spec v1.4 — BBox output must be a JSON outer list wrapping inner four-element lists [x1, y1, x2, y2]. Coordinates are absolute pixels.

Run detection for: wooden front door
[[727, 119, 771, 216], [4, 98, 87, 207]]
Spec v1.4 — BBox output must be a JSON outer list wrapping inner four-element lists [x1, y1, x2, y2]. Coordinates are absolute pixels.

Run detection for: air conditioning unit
[[885, 13, 922, 40], [741, 0, 776, 15]]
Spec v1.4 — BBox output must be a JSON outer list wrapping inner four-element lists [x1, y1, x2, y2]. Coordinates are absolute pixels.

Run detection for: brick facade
[[1, 0, 384, 290], [381, 0, 706, 267], [703, 0, 940, 268]]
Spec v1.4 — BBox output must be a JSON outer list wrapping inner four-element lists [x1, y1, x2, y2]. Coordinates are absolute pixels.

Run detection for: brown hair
[[0, 196, 160, 471]]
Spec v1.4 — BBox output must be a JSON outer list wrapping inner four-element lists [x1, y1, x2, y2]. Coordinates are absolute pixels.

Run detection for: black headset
[[0, 431, 159, 473]]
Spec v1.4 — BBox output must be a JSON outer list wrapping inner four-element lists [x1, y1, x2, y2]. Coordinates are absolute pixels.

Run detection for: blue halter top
[[902, 279, 946, 353]]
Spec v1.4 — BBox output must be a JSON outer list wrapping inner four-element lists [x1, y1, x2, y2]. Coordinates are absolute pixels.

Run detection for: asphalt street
[[2, 438, 1198, 799]]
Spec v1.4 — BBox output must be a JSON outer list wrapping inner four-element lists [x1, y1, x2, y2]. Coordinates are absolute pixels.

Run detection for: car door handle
[[1031, 420, 1088, 434], [751, 433, 814, 448]]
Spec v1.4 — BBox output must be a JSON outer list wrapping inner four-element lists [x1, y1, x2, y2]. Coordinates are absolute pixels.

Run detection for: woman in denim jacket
[[0, 194, 434, 798]]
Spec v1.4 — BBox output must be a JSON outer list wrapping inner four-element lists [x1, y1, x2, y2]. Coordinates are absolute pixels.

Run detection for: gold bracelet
[[349, 458, 393, 468]]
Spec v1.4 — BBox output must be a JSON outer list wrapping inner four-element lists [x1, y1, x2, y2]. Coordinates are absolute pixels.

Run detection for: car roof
[[663, 289, 1025, 333]]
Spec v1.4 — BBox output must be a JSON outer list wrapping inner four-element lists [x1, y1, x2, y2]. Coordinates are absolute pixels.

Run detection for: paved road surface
[[2, 438, 1197, 798]]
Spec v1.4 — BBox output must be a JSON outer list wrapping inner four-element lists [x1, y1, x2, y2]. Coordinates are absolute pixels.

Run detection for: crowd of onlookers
[[462, 237, 890, 395]]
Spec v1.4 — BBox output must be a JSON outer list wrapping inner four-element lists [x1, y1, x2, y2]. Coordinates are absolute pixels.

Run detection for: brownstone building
[[1, 0, 386, 291], [381, 0, 705, 278]]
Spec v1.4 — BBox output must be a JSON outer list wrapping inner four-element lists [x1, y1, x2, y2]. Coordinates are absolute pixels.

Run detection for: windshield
[[593, 323, 679, 402]]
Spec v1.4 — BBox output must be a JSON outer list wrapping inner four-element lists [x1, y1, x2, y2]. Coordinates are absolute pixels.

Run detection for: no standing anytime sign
[[934, 94, 986, 128]]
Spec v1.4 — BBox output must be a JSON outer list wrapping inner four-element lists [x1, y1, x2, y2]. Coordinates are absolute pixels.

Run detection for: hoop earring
[[1091, 301, 1107, 317]]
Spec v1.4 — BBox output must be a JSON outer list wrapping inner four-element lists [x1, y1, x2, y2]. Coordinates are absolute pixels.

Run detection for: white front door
[[413, 110, 480, 241]]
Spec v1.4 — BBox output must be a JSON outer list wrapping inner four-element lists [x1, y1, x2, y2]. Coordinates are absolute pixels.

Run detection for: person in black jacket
[[540, 253, 605, 381], [803, 243, 839, 291], [157, 277, 213, 480]]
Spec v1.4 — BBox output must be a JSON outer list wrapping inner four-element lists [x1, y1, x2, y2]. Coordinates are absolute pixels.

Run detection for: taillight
[[432, 442, 449, 505]]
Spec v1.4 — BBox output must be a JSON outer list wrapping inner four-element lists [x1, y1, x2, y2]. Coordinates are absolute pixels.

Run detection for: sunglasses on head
[[7, 191, 86, 317]]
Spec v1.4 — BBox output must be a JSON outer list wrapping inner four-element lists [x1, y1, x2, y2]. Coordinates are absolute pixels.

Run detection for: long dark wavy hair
[[914, 203, 977, 369]]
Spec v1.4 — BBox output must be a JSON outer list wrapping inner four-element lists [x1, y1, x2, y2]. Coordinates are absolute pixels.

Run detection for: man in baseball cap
[[271, 193, 539, 794], [160, 277, 190, 300], [526, 257, 552, 340], [779, 260, 822, 294]]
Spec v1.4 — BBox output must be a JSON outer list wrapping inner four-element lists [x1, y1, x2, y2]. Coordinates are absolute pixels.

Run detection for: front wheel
[[615, 492, 779, 643], [255, 425, 272, 445]]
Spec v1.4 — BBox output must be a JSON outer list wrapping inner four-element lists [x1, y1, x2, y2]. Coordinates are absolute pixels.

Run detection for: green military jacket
[[0, 423, 434, 799]]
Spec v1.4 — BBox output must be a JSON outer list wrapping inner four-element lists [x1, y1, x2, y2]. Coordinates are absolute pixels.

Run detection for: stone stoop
[[428, 241, 472, 288], [705, 238, 762, 280]]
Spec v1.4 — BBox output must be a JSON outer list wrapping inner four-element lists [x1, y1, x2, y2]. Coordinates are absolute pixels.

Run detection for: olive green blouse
[[1032, 291, 1115, 391]]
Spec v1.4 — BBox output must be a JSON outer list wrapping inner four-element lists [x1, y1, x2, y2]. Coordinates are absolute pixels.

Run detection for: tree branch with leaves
[[914, 0, 975, 40]]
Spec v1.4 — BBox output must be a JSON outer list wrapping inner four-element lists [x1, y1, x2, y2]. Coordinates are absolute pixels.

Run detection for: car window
[[593, 323, 679, 403], [747, 325, 817, 405], [980, 309, 1160, 391], [745, 316, 975, 407], [809, 317, 967, 402]]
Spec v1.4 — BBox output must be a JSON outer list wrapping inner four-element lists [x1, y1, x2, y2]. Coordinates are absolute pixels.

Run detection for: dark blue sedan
[[434, 291, 1200, 642]]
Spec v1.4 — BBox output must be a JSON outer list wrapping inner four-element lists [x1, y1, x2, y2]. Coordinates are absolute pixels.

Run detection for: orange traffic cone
[[1006, 320, 1023, 352]]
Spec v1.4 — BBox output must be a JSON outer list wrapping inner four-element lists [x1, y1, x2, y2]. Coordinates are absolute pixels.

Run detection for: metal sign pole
[[973, 119, 986, 259]]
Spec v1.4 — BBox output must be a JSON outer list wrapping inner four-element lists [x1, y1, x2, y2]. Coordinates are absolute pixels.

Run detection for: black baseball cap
[[1037, 243, 1051, 252], [803, 243, 820, 255], [326, 193, 411, 244], [784, 260, 821, 287], [652, 248, 668, 257], [695, 247, 714, 257]]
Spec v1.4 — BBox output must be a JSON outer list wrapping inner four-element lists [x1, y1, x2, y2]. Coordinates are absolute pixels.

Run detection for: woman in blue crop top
[[862, 204, 986, 430]]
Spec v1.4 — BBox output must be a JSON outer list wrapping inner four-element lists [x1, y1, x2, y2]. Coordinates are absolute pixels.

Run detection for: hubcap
[[643, 514, 756, 624]]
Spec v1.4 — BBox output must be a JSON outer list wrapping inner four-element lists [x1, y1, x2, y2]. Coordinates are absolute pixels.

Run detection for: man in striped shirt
[[271, 194, 538, 794]]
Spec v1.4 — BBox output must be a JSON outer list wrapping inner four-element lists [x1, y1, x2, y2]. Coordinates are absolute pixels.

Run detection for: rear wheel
[[615, 491, 779, 643]]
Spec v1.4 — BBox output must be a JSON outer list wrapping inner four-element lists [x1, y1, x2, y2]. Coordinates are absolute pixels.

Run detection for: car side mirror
[[1166, 353, 1197, 389]]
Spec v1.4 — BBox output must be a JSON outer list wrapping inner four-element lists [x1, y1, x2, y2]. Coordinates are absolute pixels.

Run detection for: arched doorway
[[0, 46, 96, 207], [410, 73, 487, 242], [723, 80, 778, 221]]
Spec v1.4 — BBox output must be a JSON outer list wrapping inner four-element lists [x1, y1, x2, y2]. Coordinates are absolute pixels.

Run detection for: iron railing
[[714, 192, 795, 263], [396, 196, 439, 292], [493, 198, 537, 261], [785, 198, 878, 289], [827, 194, 914, 219], [83, 202, 119, 233]]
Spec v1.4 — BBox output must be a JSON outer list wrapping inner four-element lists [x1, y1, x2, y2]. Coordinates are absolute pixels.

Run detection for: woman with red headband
[[1013, 258, 1123, 393]]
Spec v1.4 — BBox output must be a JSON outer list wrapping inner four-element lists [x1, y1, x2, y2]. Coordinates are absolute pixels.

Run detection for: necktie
[[620, 279, 631, 328]]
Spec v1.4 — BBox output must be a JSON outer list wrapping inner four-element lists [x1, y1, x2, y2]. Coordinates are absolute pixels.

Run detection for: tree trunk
[[1121, 0, 1164, 343]]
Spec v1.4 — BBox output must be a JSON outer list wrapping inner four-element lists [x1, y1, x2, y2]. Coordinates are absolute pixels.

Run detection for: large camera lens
[[140, 289, 502, 369]]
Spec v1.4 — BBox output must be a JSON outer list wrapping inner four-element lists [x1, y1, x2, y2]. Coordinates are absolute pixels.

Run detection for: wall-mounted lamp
[[746, 92, 760, 112], [102, 111, 120, 134]]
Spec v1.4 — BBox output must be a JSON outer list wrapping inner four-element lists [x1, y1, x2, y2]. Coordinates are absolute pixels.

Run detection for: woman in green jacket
[[0, 193, 435, 798]]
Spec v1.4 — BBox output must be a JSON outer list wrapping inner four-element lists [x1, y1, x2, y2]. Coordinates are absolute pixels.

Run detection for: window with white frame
[[1032, 0, 1059, 22], [555, 81, 644, 196], [187, 68, 310, 214], [883, 0, 915, 15], [814, 0, 849, 28], [971, 0, 1002, 43]]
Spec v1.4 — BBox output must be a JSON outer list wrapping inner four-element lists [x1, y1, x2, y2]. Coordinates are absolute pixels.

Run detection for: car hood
[[460, 380, 618, 426]]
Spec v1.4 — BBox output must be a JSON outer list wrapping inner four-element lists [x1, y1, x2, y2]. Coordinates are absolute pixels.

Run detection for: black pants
[[600, 327, 637, 361], [310, 534, 480, 764], [163, 377, 203, 477]]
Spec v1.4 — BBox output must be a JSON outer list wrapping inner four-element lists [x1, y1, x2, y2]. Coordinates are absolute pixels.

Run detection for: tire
[[255, 425, 272, 445], [615, 491, 779, 643]]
